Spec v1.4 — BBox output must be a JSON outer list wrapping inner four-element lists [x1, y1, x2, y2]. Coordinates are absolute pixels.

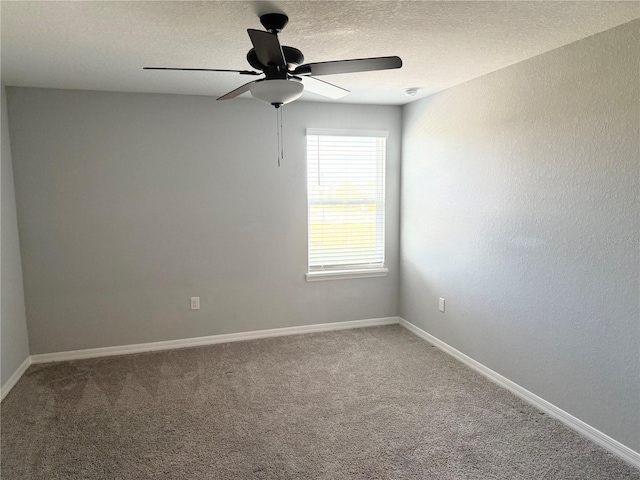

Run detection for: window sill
[[305, 267, 388, 282]]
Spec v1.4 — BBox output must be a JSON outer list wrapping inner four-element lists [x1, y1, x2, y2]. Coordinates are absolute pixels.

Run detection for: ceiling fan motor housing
[[247, 46, 304, 75]]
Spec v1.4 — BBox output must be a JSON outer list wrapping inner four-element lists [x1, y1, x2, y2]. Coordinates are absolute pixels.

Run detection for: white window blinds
[[307, 129, 387, 272]]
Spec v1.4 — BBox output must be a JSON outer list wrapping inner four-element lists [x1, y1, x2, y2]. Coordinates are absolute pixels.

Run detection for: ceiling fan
[[144, 13, 403, 108]]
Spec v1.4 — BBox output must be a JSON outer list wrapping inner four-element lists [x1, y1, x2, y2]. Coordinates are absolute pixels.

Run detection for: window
[[306, 129, 388, 281]]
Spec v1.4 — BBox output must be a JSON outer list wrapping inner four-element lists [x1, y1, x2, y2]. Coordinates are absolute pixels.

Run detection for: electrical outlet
[[190, 297, 200, 310], [439, 297, 445, 313]]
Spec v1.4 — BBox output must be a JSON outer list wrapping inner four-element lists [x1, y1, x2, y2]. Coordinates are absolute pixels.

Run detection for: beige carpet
[[1, 325, 638, 479]]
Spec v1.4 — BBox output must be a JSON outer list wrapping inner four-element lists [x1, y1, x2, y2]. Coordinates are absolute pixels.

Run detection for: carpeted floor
[[1, 325, 638, 479]]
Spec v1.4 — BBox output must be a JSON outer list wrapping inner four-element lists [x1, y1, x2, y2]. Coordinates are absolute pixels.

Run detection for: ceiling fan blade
[[293, 56, 402, 77], [297, 76, 349, 99], [144, 67, 261, 76], [217, 80, 257, 101], [247, 29, 286, 68]]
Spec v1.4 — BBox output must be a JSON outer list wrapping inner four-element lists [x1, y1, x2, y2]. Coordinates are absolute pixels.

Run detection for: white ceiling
[[2, 1, 639, 105]]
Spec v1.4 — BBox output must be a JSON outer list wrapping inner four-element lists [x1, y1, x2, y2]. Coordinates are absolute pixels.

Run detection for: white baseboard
[[30, 316, 401, 364], [398, 318, 640, 469], [1, 356, 32, 401]]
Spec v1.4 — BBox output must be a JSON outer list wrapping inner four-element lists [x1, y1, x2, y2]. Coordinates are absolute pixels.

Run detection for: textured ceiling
[[2, 1, 639, 105]]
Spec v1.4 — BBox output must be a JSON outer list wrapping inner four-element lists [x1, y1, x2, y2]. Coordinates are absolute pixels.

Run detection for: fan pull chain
[[280, 106, 284, 162], [275, 106, 284, 167], [275, 107, 280, 167]]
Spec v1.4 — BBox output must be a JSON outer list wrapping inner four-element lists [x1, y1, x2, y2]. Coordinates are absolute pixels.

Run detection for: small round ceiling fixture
[[404, 87, 421, 97]]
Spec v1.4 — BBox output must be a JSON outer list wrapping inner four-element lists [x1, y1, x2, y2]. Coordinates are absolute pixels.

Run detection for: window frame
[[305, 128, 388, 282]]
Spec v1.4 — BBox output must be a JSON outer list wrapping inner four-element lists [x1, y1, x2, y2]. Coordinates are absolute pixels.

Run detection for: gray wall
[[1, 85, 30, 386], [6, 88, 401, 355], [400, 20, 639, 451]]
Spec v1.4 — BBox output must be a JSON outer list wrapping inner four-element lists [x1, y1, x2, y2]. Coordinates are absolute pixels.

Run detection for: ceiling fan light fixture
[[249, 79, 304, 107]]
